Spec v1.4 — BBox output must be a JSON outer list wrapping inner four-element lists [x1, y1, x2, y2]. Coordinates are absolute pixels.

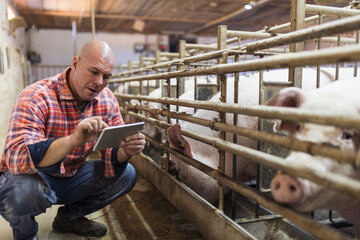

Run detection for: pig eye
[[342, 131, 353, 140], [296, 124, 302, 131]]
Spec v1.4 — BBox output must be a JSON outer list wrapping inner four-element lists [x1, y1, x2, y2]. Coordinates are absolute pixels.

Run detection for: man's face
[[70, 51, 115, 103]]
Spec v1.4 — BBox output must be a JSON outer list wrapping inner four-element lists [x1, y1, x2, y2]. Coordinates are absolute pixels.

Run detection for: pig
[[267, 78, 360, 236], [143, 77, 214, 138], [167, 83, 258, 203], [166, 68, 338, 204]]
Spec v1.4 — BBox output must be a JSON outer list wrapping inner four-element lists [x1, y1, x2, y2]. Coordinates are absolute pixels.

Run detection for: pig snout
[[271, 173, 303, 204]]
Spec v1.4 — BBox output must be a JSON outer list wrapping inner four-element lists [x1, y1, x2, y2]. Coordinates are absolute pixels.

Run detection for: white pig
[[166, 68, 337, 204], [267, 78, 360, 236], [166, 76, 258, 203]]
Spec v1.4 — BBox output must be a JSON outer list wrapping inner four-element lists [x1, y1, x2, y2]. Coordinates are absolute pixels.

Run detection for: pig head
[[267, 78, 360, 231], [167, 122, 257, 204]]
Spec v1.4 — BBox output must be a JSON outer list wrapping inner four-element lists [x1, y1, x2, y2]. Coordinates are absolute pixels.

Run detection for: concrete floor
[[0, 174, 205, 240]]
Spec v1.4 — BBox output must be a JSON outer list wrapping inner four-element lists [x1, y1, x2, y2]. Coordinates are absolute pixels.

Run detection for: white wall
[[27, 29, 218, 68], [0, 2, 27, 152], [28, 28, 165, 67]]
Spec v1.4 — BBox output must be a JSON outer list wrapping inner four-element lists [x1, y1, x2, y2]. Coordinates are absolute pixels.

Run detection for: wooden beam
[[19, 9, 207, 23], [187, 0, 272, 34], [201, 0, 255, 2]]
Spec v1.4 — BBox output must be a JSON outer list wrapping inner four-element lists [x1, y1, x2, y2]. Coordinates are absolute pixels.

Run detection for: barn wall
[[27, 28, 167, 66], [0, 3, 27, 153], [27, 29, 217, 67]]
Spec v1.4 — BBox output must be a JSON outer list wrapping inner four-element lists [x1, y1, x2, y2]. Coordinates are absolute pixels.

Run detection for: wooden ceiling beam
[[202, 0, 254, 2], [19, 9, 207, 23], [187, 0, 272, 34]]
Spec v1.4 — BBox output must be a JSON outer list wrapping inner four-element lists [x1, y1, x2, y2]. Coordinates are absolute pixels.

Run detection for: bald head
[[78, 40, 115, 64]]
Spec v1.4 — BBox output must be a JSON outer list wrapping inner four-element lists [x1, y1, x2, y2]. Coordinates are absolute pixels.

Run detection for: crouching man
[[0, 40, 145, 240]]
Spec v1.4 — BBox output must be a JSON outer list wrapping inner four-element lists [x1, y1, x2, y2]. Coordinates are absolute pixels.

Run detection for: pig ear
[[167, 124, 193, 158], [266, 87, 304, 133]]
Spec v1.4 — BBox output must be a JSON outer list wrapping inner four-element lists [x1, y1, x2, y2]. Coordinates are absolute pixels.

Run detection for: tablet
[[93, 122, 144, 151]]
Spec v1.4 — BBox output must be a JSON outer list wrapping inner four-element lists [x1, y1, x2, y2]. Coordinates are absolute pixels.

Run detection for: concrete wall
[[28, 28, 165, 67], [27, 28, 216, 70], [0, 3, 27, 153]]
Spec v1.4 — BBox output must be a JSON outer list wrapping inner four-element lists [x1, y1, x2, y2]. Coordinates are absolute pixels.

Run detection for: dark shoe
[[13, 235, 38, 240], [52, 212, 107, 237]]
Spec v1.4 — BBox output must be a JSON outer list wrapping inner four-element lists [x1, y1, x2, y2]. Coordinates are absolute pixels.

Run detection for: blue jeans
[[0, 160, 137, 240]]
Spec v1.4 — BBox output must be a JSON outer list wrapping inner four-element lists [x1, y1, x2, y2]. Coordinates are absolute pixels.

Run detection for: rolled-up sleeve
[[2, 99, 49, 174]]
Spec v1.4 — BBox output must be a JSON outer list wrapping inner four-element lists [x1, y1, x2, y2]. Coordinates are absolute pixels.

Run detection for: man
[[0, 40, 146, 240]]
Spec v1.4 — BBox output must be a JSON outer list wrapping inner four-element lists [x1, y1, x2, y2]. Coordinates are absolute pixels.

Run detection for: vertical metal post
[[217, 25, 227, 212], [127, 60, 132, 94], [217, 25, 227, 92], [155, 50, 161, 88], [289, 0, 305, 88], [139, 56, 144, 95], [139, 56, 144, 117], [335, 16, 341, 80], [232, 53, 240, 219], [177, 40, 186, 98], [316, 14, 323, 88], [72, 21, 77, 56], [355, 30, 359, 77]]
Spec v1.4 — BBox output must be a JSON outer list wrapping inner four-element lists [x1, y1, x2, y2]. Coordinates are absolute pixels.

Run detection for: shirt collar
[[58, 67, 99, 103]]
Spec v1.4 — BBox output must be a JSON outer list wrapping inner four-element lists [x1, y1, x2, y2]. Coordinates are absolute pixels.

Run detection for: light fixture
[[133, 19, 145, 32], [7, 4, 16, 20], [209, 2, 218, 7], [7, 4, 27, 32], [244, 4, 253, 10], [245, 1, 256, 10]]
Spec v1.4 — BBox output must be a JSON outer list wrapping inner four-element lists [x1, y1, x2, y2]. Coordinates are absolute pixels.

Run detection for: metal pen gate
[[109, 1, 360, 239]]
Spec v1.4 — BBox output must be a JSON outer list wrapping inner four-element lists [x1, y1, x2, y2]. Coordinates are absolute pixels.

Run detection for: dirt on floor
[[90, 174, 206, 240]]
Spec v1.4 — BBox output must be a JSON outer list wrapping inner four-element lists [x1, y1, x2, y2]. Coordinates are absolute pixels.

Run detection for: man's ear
[[72, 56, 80, 69]]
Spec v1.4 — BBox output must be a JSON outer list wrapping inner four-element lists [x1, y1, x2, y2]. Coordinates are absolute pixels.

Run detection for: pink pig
[[166, 69, 340, 204], [267, 78, 360, 236], [166, 76, 259, 204]]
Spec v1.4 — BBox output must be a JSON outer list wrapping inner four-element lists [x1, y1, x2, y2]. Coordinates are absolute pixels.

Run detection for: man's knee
[[0, 173, 55, 216], [124, 163, 137, 191], [106, 163, 137, 199]]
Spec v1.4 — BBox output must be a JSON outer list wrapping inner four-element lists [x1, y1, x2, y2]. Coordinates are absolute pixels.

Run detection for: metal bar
[[185, 43, 218, 50], [112, 14, 360, 78], [227, 30, 273, 39], [306, 4, 360, 17], [245, 13, 360, 53], [217, 25, 228, 211], [127, 103, 360, 199], [144, 139, 352, 240], [316, 36, 357, 43], [131, 154, 257, 240], [160, 52, 180, 58], [236, 214, 283, 224], [111, 44, 360, 84], [117, 93, 360, 132], [177, 128, 360, 201]]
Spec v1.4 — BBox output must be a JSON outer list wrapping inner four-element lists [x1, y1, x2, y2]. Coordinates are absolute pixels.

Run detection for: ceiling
[[10, 0, 350, 36]]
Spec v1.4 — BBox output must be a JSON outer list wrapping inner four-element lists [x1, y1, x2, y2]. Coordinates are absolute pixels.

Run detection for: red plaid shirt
[[0, 68, 123, 177]]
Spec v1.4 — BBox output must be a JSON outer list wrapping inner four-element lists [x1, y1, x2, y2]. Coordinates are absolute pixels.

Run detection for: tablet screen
[[93, 122, 144, 151]]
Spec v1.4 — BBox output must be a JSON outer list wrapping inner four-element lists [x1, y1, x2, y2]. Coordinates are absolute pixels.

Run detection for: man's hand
[[71, 116, 108, 147], [118, 132, 146, 162]]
